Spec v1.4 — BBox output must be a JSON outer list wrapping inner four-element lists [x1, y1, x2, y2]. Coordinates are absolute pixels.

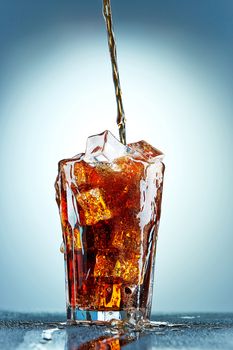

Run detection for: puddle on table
[[2, 313, 231, 350], [38, 321, 188, 349]]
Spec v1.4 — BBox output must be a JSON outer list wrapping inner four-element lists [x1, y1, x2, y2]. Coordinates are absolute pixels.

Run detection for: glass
[[55, 130, 165, 324]]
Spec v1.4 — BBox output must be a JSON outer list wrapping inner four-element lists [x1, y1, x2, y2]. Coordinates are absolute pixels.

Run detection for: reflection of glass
[[65, 323, 137, 350], [66, 333, 132, 350], [55, 130, 165, 323]]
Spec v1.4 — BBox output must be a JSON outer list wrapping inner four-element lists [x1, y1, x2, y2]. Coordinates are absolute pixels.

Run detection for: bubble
[[125, 287, 132, 294]]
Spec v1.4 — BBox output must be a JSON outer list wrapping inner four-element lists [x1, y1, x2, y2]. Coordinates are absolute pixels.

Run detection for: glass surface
[[55, 130, 165, 323]]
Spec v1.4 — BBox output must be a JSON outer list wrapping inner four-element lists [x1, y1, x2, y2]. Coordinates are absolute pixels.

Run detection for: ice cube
[[104, 284, 121, 308], [76, 188, 112, 225], [129, 140, 164, 162], [84, 130, 129, 163], [94, 250, 118, 278], [98, 283, 121, 309], [113, 258, 140, 284], [73, 160, 101, 189], [111, 222, 141, 251]]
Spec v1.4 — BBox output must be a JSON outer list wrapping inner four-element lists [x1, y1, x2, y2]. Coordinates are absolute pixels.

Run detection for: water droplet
[[58, 324, 65, 329], [60, 242, 65, 254], [41, 328, 58, 341], [42, 331, 52, 341]]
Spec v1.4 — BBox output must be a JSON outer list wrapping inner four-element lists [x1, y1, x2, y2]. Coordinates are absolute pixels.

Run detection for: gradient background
[[0, 0, 233, 313]]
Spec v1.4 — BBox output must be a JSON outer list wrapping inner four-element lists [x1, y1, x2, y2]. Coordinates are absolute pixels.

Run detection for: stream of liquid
[[102, 0, 126, 145]]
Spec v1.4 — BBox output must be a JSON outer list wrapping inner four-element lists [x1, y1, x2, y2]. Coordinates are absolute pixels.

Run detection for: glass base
[[67, 306, 148, 325]]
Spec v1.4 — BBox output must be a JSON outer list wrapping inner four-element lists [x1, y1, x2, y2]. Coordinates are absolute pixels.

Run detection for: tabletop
[[0, 312, 233, 349]]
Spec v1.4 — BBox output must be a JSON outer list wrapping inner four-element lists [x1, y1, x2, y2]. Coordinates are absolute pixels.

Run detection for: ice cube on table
[[84, 130, 129, 163]]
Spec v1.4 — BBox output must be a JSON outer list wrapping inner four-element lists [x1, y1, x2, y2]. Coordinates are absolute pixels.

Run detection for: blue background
[[0, 0, 233, 313]]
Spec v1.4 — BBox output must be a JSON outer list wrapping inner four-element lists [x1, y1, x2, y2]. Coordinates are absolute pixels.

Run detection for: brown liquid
[[103, 0, 126, 145]]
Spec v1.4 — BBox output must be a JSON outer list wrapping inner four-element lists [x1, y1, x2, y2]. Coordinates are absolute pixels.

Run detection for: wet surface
[[0, 312, 233, 349]]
